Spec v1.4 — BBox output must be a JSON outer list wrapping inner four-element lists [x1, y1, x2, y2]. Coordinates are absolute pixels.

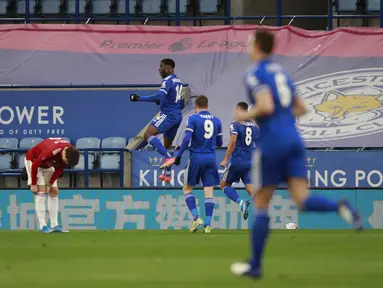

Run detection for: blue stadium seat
[[117, 0, 136, 14], [367, 0, 380, 12], [100, 137, 126, 170], [167, 0, 187, 14], [336, 0, 357, 12], [16, 0, 36, 14], [92, 0, 112, 14], [17, 137, 44, 169], [0, 138, 18, 149], [75, 137, 101, 170], [0, 0, 8, 15], [199, 0, 218, 13], [0, 138, 18, 170], [67, 0, 86, 14], [41, 0, 61, 14], [142, 0, 161, 14]]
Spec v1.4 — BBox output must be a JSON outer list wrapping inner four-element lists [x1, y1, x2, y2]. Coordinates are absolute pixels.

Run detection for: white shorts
[[24, 158, 58, 187]]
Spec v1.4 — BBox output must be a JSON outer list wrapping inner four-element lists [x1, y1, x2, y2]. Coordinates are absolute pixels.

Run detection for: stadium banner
[[0, 189, 380, 230], [132, 150, 383, 188], [0, 87, 161, 141], [2, 25, 383, 147]]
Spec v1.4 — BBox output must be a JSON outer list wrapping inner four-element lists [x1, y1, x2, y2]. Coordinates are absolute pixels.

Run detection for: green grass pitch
[[0, 230, 382, 287]]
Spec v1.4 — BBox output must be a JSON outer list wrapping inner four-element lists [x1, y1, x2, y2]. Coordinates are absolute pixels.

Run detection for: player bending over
[[161, 95, 222, 233], [230, 29, 362, 279], [220, 102, 258, 220], [25, 137, 80, 233], [130, 58, 183, 183]]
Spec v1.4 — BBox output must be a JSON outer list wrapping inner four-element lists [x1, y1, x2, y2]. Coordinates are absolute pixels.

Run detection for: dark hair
[[237, 102, 248, 111], [195, 95, 208, 109], [254, 29, 274, 55], [161, 58, 175, 69], [65, 146, 80, 167]]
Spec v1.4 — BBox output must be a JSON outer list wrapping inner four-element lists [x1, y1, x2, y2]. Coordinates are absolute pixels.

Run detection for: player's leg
[[144, 115, 172, 159], [220, 163, 250, 220], [287, 155, 362, 229], [25, 158, 52, 233], [231, 150, 280, 279], [183, 160, 203, 232], [201, 159, 219, 233], [159, 124, 179, 182]]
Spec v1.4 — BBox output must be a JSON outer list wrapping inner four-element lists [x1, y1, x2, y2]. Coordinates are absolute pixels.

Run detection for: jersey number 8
[[245, 127, 252, 146], [275, 72, 292, 107], [204, 119, 214, 139]]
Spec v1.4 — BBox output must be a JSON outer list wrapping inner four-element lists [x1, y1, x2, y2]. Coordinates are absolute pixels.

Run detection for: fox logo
[[314, 90, 383, 124], [295, 69, 383, 142]]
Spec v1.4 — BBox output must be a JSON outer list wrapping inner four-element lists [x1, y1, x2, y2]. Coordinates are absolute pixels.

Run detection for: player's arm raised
[[293, 96, 308, 117], [221, 123, 237, 168], [130, 80, 170, 104]]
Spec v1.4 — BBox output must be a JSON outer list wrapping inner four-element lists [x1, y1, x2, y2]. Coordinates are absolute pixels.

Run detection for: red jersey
[[26, 138, 72, 185]]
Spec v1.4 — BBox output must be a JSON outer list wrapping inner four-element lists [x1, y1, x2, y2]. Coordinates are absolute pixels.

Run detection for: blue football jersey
[[244, 59, 303, 152], [186, 111, 222, 156], [159, 74, 183, 115], [230, 121, 258, 162]]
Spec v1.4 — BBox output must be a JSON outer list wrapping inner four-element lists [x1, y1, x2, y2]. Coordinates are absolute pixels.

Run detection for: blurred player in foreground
[[220, 102, 258, 220], [230, 29, 362, 279], [25, 137, 80, 233], [130, 58, 183, 183], [161, 95, 222, 233]]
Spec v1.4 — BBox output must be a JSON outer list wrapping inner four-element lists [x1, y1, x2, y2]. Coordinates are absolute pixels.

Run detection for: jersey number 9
[[204, 119, 214, 139], [275, 72, 292, 108]]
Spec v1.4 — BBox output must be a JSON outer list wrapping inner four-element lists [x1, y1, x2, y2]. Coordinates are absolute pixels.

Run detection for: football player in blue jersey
[[230, 29, 362, 279], [220, 102, 258, 220], [161, 95, 222, 233], [130, 58, 183, 183]]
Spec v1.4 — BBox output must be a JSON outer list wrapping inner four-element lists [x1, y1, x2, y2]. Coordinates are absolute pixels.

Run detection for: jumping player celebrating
[[220, 102, 258, 220], [161, 95, 222, 233], [130, 58, 183, 183], [25, 137, 80, 233], [230, 29, 362, 279]]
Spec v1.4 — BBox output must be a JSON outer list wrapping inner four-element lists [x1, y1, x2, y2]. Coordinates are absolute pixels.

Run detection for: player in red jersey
[[24, 137, 80, 233]]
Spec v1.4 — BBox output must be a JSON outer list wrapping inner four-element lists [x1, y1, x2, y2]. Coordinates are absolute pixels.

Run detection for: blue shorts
[[184, 156, 220, 187], [222, 161, 251, 185], [151, 113, 182, 141], [253, 145, 306, 188]]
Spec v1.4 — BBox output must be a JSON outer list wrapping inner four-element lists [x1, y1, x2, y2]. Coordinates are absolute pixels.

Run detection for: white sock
[[48, 196, 59, 228], [35, 192, 47, 230]]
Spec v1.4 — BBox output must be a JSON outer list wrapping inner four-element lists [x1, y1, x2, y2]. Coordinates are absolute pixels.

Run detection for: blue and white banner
[[0, 87, 161, 142], [132, 150, 383, 188], [0, 189, 381, 230]]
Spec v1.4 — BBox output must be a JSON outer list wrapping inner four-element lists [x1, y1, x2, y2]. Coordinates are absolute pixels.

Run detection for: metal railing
[[2, 0, 383, 28], [0, 148, 129, 188]]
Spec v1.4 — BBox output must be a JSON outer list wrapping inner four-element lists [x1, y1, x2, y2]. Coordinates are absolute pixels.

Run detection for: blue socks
[[223, 186, 242, 204], [185, 193, 199, 221], [135, 140, 148, 150], [250, 209, 270, 272], [148, 136, 172, 158], [301, 195, 338, 212], [204, 198, 215, 227]]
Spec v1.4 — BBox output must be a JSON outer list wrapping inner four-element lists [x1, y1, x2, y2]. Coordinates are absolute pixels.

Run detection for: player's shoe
[[203, 226, 211, 233], [40, 226, 53, 233], [160, 157, 176, 169], [159, 169, 172, 183], [190, 217, 203, 233], [241, 200, 251, 220], [51, 225, 69, 233], [230, 262, 262, 280], [338, 200, 363, 231]]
